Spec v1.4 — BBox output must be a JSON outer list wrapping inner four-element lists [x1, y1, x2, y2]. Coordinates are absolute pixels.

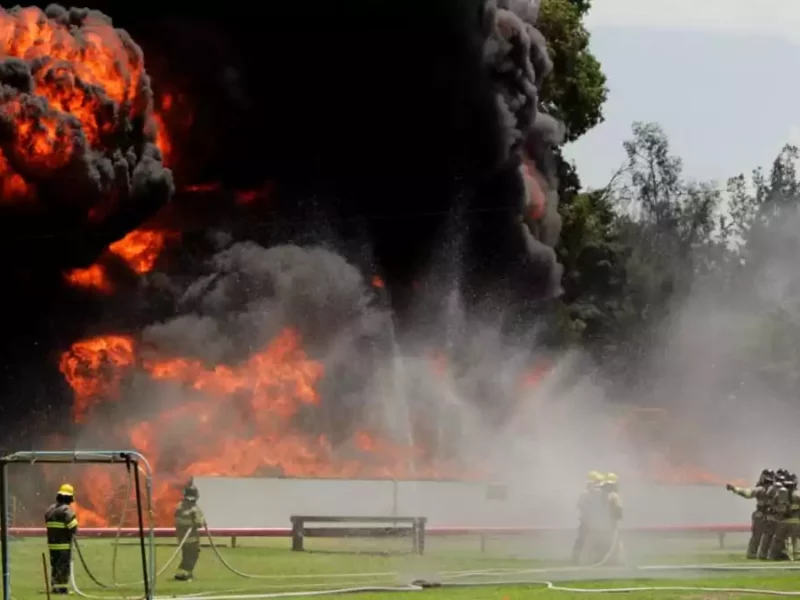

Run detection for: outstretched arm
[[727, 485, 757, 499]]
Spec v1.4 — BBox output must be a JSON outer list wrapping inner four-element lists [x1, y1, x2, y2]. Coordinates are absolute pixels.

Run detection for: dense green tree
[[557, 190, 627, 340], [553, 122, 732, 389], [720, 144, 800, 395], [537, 0, 608, 199], [538, 0, 607, 143]]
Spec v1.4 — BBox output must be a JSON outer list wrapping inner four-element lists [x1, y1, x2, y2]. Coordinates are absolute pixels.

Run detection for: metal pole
[[42, 553, 51, 600], [132, 459, 151, 599], [145, 468, 155, 588], [0, 461, 9, 600]]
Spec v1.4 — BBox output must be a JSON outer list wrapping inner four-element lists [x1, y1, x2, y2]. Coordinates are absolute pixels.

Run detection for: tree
[[722, 145, 800, 395], [557, 190, 627, 339], [537, 0, 608, 143], [554, 122, 729, 389], [537, 0, 608, 199], [726, 144, 800, 253], [617, 122, 725, 279]]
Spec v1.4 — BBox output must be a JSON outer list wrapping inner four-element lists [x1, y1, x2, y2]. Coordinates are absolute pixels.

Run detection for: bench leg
[[231, 536, 237, 549], [412, 521, 425, 555], [292, 521, 304, 552]]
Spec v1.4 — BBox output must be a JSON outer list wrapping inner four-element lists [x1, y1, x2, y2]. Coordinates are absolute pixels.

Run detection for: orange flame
[[59, 328, 479, 525], [150, 90, 194, 171], [152, 113, 171, 167], [522, 157, 547, 221], [183, 183, 220, 194], [109, 229, 178, 275], [59, 335, 136, 423], [0, 6, 165, 198], [63, 264, 113, 294], [520, 360, 552, 389]]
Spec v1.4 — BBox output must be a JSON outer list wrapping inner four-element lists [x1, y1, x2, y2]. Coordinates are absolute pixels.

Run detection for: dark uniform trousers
[[45, 503, 78, 594], [759, 516, 777, 559], [759, 484, 783, 560], [572, 487, 598, 564], [767, 490, 800, 560], [571, 521, 588, 563], [179, 543, 201, 574], [748, 509, 767, 559]]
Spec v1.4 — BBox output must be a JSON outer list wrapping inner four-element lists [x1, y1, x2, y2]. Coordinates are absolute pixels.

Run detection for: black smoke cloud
[[0, 5, 174, 272], [476, 0, 565, 299], [0, 0, 566, 435], [143, 242, 386, 366], [124, 241, 392, 448], [124, 241, 540, 458], [83, 0, 566, 304]]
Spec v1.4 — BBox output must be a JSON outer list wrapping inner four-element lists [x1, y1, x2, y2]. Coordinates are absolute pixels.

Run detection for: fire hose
[[197, 524, 622, 586], [64, 520, 800, 600], [200, 522, 622, 582], [68, 463, 189, 598], [71, 528, 192, 594]]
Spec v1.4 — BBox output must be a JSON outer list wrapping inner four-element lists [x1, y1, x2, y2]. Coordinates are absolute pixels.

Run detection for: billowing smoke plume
[[129, 241, 557, 469], [0, 5, 174, 271], [143, 242, 387, 366], [480, 0, 565, 296]]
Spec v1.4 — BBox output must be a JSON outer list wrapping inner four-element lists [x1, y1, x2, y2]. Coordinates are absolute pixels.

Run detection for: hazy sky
[[562, 0, 800, 189]]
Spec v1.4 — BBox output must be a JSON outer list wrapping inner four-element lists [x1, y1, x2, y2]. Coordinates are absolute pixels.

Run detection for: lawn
[[7, 533, 800, 599]]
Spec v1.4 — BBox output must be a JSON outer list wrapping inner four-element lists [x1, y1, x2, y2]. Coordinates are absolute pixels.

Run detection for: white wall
[[193, 477, 752, 529]]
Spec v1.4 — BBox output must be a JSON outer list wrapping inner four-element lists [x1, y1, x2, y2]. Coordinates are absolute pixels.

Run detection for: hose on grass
[[201, 525, 409, 581], [70, 528, 192, 599], [153, 579, 800, 600], [69, 557, 800, 600], [154, 561, 800, 600], [200, 522, 619, 582], [68, 523, 800, 600], [71, 529, 191, 593]]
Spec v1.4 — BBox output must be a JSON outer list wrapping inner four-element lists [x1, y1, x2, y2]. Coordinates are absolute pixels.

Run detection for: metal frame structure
[[0, 450, 156, 600]]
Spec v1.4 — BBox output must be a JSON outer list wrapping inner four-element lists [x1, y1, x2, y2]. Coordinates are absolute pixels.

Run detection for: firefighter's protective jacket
[[732, 485, 770, 517], [175, 502, 206, 544], [45, 502, 78, 550]]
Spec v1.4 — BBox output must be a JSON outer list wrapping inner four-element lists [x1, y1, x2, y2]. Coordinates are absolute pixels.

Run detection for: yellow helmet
[[604, 472, 618, 484], [587, 470, 603, 483], [57, 483, 74, 497]]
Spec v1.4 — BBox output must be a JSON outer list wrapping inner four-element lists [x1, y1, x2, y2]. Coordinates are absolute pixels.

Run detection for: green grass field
[[6, 534, 800, 599]]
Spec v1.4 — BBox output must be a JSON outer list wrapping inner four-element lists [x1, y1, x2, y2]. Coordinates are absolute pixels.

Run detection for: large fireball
[[0, 5, 172, 266]]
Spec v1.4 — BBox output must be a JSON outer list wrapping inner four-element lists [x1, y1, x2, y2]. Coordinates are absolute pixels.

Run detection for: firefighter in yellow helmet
[[767, 473, 799, 560], [45, 484, 79, 595], [174, 481, 206, 581], [588, 472, 623, 565], [760, 469, 790, 558], [572, 471, 604, 564]]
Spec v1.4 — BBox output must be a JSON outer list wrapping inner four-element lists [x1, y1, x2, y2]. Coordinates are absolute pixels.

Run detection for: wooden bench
[[290, 516, 427, 554]]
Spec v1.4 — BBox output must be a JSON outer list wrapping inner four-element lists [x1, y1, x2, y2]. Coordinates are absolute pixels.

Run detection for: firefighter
[[174, 481, 206, 581], [600, 472, 623, 565], [45, 483, 79, 595], [768, 473, 800, 561], [759, 473, 785, 559], [584, 473, 623, 565], [572, 470, 604, 564], [726, 468, 774, 559]]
